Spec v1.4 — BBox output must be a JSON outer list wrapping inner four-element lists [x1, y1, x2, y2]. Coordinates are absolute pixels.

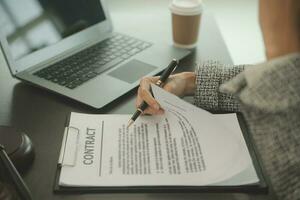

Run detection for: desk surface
[[0, 0, 270, 199]]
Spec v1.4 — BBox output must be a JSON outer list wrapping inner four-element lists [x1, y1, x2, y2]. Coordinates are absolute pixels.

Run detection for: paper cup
[[170, 0, 203, 49]]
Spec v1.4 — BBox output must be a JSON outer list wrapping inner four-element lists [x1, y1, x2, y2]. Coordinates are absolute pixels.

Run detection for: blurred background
[[204, 0, 265, 64], [0, 0, 105, 60], [106, 0, 266, 65], [0, 0, 265, 64]]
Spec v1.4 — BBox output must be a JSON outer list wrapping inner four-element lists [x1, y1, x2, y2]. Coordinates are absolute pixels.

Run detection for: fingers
[[135, 72, 194, 116], [135, 95, 164, 115], [136, 76, 164, 115]]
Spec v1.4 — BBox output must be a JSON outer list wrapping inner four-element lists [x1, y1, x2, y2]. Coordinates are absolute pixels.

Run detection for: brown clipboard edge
[[52, 113, 268, 194]]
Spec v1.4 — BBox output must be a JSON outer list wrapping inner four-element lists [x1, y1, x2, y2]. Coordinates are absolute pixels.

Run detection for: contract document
[[58, 85, 259, 187]]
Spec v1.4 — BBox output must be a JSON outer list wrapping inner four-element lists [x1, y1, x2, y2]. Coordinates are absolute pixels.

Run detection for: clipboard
[[53, 113, 268, 194]]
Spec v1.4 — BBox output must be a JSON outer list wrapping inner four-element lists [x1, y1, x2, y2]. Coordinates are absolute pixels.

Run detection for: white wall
[[204, 0, 266, 65]]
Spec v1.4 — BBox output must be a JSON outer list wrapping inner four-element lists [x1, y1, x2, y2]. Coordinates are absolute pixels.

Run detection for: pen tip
[[127, 120, 134, 128]]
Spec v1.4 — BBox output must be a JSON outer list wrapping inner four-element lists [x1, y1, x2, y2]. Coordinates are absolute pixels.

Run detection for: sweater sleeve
[[193, 61, 246, 112]]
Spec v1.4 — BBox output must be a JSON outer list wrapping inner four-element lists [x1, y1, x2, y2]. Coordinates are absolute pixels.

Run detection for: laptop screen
[[0, 0, 106, 60]]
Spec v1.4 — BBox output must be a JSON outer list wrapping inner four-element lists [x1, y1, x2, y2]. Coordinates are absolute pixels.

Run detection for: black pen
[[127, 59, 179, 128], [0, 145, 32, 200]]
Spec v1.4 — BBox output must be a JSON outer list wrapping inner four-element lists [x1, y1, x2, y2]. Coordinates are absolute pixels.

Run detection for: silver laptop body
[[0, 0, 189, 108]]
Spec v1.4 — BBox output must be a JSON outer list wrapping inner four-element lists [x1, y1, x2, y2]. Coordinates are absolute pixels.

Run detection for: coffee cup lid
[[169, 0, 203, 16]]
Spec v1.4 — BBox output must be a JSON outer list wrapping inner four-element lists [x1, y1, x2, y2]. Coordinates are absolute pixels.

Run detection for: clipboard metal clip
[[58, 126, 80, 167]]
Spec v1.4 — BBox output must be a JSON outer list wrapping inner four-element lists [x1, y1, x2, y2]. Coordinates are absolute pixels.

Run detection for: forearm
[[193, 61, 246, 112], [259, 0, 300, 59]]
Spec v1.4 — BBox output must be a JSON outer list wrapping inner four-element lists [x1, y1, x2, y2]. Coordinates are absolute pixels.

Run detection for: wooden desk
[[0, 0, 270, 199]]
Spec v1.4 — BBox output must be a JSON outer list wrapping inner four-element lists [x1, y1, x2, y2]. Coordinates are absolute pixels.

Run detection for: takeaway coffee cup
[[170, 0, 203, 48]]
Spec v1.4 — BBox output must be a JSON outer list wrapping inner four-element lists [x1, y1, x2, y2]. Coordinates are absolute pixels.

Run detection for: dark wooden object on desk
[[0, 126, 34, 174]]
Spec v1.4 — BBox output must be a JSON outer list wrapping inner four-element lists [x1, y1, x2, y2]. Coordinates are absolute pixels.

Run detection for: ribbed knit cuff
[[194, 61, 246, 112]]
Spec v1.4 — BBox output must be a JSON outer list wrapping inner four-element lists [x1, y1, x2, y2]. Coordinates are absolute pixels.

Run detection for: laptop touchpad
[[108, 59, 157, 84]]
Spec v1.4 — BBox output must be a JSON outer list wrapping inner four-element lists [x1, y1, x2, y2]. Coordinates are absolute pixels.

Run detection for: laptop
[[0, 0, 189, 108]]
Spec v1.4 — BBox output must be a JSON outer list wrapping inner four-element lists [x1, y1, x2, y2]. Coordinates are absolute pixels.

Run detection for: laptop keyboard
[[33, 34, 152, 89]]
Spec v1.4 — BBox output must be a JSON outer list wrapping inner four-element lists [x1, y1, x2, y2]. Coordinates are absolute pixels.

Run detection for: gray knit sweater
[[194, 54, 300, 200]]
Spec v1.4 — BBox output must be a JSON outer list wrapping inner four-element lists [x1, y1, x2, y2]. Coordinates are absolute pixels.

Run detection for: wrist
[[182, 72, 196, 96]]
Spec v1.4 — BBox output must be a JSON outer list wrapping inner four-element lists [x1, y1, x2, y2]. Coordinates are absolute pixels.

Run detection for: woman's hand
[[136, 72, 196, 115]]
